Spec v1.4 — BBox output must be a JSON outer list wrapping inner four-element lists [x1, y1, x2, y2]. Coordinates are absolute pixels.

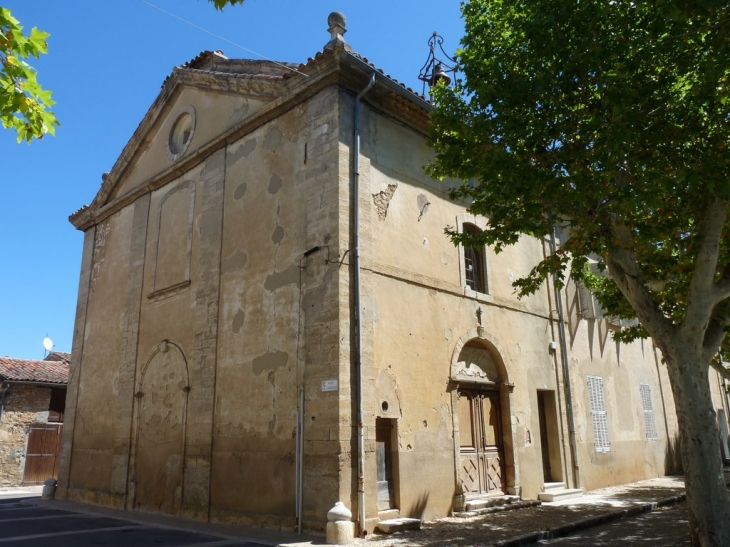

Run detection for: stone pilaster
[[182, 149, 225, 518], [299, 86, 345, 530], [110, 194, 150, 504], [57, 226, 96, 498]]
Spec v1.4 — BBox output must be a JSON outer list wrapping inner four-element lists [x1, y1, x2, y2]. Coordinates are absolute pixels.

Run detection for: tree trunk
[[663, 345, 730, 547]]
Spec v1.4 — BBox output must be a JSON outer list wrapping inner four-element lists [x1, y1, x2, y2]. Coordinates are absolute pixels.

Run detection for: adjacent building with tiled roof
[[0, 355, 69, 385], [0, 353, 69, 487]]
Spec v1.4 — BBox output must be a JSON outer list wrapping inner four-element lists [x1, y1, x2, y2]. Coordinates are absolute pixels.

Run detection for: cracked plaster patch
[[373, 183, 398, 221]]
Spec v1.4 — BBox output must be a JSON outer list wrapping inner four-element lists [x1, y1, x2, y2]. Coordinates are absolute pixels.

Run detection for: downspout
[[549, 225, 581, 489], [354, 71, 376, 536], [296, 246, 320, 534], [296, 388, 304, 533]]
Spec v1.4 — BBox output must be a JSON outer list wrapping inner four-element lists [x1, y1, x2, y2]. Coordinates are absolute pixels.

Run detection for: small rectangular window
[[639, 383, 658, 441], [463, 224, 486, 294], [587, 376, 610, 452]]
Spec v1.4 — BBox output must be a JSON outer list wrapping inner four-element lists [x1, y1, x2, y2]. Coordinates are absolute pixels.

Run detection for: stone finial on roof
[[325, 12, 351, 52]]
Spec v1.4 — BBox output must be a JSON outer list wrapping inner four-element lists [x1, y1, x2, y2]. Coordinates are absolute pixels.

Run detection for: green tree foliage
[[429, 1, 730, 545], [208, 0, 245, 10], [0, 1, 245, 143], [0, 7, 58, 142]]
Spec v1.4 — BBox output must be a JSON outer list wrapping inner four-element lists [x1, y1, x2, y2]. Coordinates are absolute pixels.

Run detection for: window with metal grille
[[463, 223, 486, 294], [639, 383, 658, 441], [587, 376, 610, 452]]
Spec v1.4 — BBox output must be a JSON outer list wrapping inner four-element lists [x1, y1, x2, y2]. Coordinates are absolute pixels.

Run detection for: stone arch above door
[[449, 328, 512, 386]]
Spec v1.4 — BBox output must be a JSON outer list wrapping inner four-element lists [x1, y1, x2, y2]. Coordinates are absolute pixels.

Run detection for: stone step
[[464, 495, 520, 511], [375, 517, 421, 534], [538, 488, 583, 502], [377, 509, 400, 520], [453, 499, 541, 518], [543, 481, 566, 490]]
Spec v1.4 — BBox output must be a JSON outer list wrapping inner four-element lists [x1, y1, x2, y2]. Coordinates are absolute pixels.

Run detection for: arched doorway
[[451, 336, 516, 498], [132, 341, 189, 513]]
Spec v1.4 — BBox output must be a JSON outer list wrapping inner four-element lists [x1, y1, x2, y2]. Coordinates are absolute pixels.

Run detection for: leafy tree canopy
[[430, 0, 730, 350], [0, 7, 58, 142], [429, 2, 730, 544]]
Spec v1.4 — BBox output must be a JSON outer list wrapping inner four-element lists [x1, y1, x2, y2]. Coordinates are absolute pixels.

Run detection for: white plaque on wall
[[321, 379, 338, 392]]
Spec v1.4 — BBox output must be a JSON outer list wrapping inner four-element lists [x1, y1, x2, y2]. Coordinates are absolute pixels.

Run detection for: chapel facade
[[60, 13, 730, 533]]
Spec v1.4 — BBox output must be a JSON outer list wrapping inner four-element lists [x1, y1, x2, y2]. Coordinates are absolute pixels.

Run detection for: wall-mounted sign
[[321, 379, 338, 392]]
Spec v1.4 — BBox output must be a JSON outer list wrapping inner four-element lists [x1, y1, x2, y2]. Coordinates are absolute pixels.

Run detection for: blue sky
[[0, 1, 464, 359]]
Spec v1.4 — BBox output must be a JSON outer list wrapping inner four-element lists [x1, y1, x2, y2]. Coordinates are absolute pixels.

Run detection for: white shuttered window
[[639, 383, 658, 441], [587, 376, 611, 452]]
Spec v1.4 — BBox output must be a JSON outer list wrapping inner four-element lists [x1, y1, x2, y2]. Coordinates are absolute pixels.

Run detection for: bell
[[429, 63, 451, 87]]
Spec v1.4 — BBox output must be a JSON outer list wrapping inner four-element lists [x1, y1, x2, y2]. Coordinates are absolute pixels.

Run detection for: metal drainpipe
[[296, 388, 304, 533], [354, 71, 376, 536], [549, 226, 581, 489]]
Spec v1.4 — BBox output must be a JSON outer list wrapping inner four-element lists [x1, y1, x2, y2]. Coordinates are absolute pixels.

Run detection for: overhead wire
[[137, 0, 309, 77]]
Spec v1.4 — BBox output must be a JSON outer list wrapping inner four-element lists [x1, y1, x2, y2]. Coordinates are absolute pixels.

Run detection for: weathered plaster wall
[[210, 86, 347, 529], [212, 103, 306, 525], [67, 207, 133, 504], [0, 385, 52, 486]]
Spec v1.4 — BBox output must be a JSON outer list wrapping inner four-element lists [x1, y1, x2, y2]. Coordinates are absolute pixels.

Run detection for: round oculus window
[[167, 107, 195, 160]]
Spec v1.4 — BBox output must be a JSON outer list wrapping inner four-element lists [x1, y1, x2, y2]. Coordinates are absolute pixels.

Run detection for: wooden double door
[[458, 389, 504, 496]]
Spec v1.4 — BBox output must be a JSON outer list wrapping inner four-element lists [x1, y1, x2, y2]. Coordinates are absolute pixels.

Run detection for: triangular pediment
[[82, 54, 292, 221]]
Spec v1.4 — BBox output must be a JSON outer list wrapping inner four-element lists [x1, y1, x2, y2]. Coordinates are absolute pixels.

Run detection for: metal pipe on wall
[[549, 225, 581, 489], [296, 389, 304, 533], [353, 71, 376, 536]]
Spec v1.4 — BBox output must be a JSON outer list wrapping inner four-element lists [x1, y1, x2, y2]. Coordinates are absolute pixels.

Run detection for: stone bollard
[[326, 501, 354, 545], [41, 478, 57, 500]]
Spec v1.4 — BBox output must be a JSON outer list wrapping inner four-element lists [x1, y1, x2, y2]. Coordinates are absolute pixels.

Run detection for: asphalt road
[[541, 502, 690, 546], [0, 496, 272, 547]]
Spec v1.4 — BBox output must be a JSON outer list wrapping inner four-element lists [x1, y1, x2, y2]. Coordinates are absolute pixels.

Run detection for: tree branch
[[703, 301, 730, 361], [714, 277, 730, 303], [685, 197, 728, 328], [605, 216, 674, 340]]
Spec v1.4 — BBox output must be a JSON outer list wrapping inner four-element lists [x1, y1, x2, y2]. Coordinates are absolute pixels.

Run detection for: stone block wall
[[0, 385, 52, 486]]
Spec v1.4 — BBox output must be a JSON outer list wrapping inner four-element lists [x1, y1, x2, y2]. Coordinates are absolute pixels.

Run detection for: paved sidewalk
[[356, 475, 702, 547], [7, 473, 724, 546]]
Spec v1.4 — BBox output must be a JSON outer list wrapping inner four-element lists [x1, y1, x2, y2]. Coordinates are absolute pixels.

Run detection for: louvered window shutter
[[587, 376, 610, 452], [639, 383, 658, 440]]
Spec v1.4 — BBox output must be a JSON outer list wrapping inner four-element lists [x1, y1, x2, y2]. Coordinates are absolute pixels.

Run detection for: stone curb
[[490, 492, 687, 547]]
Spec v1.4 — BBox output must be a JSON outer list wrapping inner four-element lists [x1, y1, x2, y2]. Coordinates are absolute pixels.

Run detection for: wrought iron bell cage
[[418, 32, 457, 96]]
